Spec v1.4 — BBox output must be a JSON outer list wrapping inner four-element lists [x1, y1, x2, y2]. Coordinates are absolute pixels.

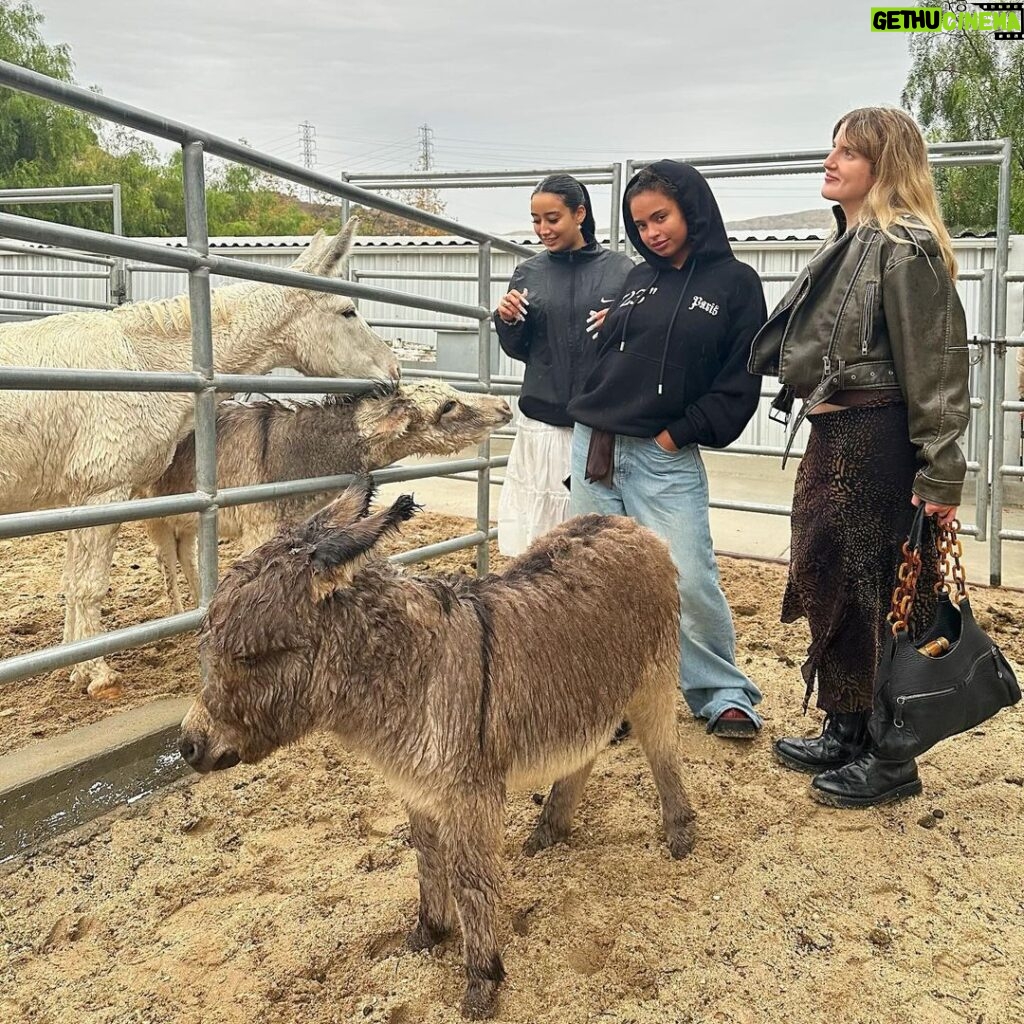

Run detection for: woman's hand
[[911, 493, 958, 527], [496, 288, 529, 324], [653, 429, 679, 453], [585, 306, 609, 338]]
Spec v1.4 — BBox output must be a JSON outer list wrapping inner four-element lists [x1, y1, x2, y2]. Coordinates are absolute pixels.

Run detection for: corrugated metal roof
[[3, 226, 998, 258]]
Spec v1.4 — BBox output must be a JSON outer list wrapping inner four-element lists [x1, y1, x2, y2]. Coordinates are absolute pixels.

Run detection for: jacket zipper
[[568, 253, 577, 370], [861, 281, 877, 355], [822, 239, 874, 376], [892, 646, 1000, 728], [770, 236, 840, 378]]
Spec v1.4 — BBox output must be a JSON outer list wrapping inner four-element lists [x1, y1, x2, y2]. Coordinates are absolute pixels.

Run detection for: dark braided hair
[[624, 167, 681, 210], [532, 174, 597, 245]]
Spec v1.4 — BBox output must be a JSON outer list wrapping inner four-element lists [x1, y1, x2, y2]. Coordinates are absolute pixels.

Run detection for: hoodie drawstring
[[657, 260, 697, 396], [619, 269, 661, 352]]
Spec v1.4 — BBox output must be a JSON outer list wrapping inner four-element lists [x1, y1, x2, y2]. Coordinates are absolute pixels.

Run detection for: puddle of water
[[0, 730, 191, 866]]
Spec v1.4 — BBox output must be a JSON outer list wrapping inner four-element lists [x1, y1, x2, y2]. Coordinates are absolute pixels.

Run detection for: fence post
[[609, 162, 622, 252], [476, 241, 492, 576], [182, 140, 218, 606], [974, 268, 993, 542], [109, 183, 128, 306], [989, 139, 1012, 586]]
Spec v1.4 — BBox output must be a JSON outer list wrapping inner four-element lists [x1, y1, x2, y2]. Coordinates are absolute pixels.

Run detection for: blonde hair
[[834, 106, 958, 280]]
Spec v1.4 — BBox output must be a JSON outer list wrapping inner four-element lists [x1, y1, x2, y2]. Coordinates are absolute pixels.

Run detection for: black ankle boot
[[773, 711, 869, 773], [810, 751, 922, 808]]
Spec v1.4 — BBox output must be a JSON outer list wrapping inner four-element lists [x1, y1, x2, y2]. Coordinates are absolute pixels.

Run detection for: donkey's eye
[[439, 400, 458, 416], [342, 308, 358, 319]]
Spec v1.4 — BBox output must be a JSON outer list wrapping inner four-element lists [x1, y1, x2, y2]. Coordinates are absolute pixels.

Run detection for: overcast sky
[[35, 0, 916, 233]]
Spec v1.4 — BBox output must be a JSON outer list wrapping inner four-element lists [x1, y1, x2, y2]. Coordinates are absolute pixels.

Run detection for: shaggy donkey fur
[[179, 483, 694, 1019]]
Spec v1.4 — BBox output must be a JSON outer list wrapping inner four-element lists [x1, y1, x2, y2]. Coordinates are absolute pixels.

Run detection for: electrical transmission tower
[[417, 123, 434, 172], [298, 120, 317, 201]]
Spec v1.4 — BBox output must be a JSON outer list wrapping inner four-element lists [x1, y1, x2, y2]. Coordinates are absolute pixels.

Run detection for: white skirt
[[497, 413, 573, 556]]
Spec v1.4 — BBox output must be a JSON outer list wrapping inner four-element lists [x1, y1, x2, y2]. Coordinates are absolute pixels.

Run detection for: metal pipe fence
[[623, 143, 1011, 567], [342, 165, 624, 252], [0, 58, 517, 694], [0, 52, 1017, 706], [0, 184, 125, 316]]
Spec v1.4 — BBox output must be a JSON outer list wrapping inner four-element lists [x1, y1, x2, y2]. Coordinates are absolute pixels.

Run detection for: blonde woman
[[749, 107, 970, 807]]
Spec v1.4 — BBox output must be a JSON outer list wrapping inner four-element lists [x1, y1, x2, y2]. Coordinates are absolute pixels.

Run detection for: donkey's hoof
[[523, 821, 567, 857], [666, 818, 696, 860], [78, 665, 123, 701], [460, 979, 501, 1020], [406, 919, 449, 952]]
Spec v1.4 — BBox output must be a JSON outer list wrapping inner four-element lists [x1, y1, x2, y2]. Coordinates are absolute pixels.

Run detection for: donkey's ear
[[319, 216, 358, 276], [310, 495, 420, 601], [317, 477, 375, 530], [289, 229, 328, 273]]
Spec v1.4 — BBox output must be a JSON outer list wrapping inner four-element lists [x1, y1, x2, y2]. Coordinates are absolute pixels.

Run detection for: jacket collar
[[547, 241, 603, 262]]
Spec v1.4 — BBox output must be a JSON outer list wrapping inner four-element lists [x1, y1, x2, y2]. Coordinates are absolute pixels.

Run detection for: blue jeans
[[570, 424, 762, 729]]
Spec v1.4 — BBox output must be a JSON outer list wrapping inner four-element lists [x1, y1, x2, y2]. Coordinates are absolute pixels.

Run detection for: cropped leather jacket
[[748, 207, 970, 506]]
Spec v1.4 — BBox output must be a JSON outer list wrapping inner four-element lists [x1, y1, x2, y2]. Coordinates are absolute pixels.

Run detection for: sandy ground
[[1, 515, 1024, 1023], [0, 514, 500, 755]]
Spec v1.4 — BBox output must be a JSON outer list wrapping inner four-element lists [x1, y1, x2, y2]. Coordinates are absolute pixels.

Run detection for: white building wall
[[0, 234, 1013, 460]]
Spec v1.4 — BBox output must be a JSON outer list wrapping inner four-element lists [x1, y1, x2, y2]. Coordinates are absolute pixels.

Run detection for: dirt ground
[[1, 514, 1024, 1024]]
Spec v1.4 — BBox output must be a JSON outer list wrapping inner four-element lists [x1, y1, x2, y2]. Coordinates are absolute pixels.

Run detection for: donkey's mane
[[216, 378, 398, 432], [323, 378, 399, 406], [110, 287, 250, 339]]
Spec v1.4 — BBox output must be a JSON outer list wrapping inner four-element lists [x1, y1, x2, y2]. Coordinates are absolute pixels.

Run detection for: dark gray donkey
[[143, 380, 511, 611]]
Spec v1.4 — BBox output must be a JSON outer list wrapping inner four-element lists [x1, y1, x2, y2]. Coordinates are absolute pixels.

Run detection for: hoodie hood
[[624, 160, 735, 269]]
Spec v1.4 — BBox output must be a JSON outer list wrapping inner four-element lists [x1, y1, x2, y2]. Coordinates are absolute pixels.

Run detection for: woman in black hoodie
[[493, 175, 633, 555], [568, 161, 766, 737]]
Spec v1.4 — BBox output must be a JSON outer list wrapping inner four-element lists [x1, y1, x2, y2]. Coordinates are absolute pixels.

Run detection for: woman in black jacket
[[493, 175, 633, 555], [568, 161, 767, 738]]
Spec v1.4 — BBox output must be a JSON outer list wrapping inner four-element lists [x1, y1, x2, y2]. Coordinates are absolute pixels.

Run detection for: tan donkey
[[179, 482, 695, 1019]]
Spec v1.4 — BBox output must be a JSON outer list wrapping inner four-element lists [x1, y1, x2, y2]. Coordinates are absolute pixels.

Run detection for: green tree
[[902, 23, 1024, 233], [0, 1, 99, 203]]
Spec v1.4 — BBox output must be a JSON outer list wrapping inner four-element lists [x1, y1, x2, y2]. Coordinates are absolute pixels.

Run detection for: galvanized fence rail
[[0, 184, 126, 319], [0, 59, 527, 689], [624, 142, 1013, 565], [342, 164, 623, 253], [0, 55, 1017, 704]]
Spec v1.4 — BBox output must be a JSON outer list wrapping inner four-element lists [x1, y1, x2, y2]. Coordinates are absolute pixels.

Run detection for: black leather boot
[[773, 711, 869, 773], [810, 751, 922, 808]]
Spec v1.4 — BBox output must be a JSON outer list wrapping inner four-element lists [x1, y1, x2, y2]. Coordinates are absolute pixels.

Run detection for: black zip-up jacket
[[493, 243, 633, 426], [568, 162, 766, 449]]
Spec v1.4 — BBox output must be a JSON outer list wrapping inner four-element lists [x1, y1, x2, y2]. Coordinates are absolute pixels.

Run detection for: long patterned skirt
[[782, 404, 939, 714]]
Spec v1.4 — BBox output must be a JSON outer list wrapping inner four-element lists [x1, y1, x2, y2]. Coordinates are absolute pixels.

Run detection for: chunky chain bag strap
[[868, 506, 1020, 761]]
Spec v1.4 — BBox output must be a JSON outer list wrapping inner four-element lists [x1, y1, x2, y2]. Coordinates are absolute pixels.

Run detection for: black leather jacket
[[494, 243, 633, 426], [748, 207, 970, 505]]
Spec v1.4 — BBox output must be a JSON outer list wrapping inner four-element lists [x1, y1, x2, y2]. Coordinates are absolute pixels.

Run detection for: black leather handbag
[[868, 508, 1020, 761]]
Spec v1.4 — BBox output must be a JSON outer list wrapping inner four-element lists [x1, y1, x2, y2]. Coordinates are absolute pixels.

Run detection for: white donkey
[[0, 219, 399, 697]]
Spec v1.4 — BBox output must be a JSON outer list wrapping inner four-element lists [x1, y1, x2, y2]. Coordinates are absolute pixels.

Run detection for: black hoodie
[[567, 161, 765, 449]]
